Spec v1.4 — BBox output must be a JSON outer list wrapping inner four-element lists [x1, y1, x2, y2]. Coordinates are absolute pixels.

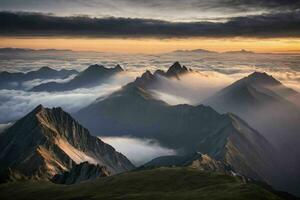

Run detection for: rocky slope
[[141, 152, 233, 175], [52, 162, 110, 184], [31, 64, 123, 92], [0, 105, 134, 181]]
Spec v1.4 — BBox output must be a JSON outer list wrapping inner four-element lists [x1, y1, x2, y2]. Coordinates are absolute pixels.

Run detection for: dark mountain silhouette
[[31, 64, 123, 92], [224, 49, 255, 54], [0, 48, 73, 53], [154, 61, 190, 79], [0, 105, 134, 182], [0, 66, 78, 90], [173, 49, 216, 54], [129, 62, 191, 90], [74, 72, 292, 193]]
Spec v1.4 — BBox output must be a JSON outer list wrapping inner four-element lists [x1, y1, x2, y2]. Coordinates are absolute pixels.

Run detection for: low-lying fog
[[100, 136, 177, 166]]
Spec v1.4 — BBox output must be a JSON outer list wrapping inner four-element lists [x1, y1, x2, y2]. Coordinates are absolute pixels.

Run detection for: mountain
[[0, 167, 291, 200], [203, 72, 300, 195], [52, 162, 110, 184], [153, 61, 190, 79], [31, 64, 123, 92], [130, 62, 190, 90], [0, 67, 78, 90], [223, 49, 255, 54], [74, 72, 292, 193], [141, 152, 234, 176], [173, 49, 216, 54], [0, 48, 73, 53], [0, 105, 134, 182]]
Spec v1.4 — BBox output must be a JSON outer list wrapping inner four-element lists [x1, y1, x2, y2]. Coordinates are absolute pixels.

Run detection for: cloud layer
[[1, 0, 299, 21], [1, 11, 300, 38], [100, 136, 177, 166]]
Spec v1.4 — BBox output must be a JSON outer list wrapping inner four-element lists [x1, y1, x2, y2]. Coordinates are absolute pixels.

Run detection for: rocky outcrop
[[52, 162, 110, 184]]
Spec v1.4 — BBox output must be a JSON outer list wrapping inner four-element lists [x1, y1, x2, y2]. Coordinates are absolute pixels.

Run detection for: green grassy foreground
[[0, 167, 283, 200]]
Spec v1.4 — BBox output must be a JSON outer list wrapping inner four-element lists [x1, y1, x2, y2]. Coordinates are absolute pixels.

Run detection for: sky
[[0, 0, 300, 53]]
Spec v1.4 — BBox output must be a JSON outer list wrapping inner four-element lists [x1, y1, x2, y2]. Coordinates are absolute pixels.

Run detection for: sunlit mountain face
[[0, 0, 300, 199]]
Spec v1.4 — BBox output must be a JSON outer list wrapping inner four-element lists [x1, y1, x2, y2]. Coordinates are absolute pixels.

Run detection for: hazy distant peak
[[114, 64, 123, 71], [245, 71, 281, 86], [132, 70, 156, 88], [84, 64, 124, 74], [173, 49, 216, 54], [85, 64, 105, 71], [224, 49, 255, 54], [37, 66, 56, 72], [165, 62, 189, 78]]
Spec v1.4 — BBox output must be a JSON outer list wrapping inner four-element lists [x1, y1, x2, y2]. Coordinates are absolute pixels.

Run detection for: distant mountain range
[[171, 49, 256, 54], [0, 105, 134, 183], [0, 48, 73, 53], [0, 66, 78, 90], [223, 49, 255, 54], [31, 64, 123, 92]]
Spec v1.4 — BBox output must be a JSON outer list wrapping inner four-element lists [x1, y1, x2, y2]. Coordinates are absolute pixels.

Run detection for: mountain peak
[[114, 64, 123, 72], [132, 70, 156, 88], [85, 64, 105, 72], [37, 66, 56, 72], [166, 62, 189, 78], [246, 71, 281, 86], [28, 104, 47, 117]]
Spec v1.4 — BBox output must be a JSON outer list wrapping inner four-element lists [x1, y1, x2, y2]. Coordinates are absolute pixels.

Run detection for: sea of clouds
[[1, 50, 300, 165]]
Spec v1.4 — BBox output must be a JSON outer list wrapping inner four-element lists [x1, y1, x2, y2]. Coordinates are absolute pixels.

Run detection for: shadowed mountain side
[[203, 73, 300, 172], [0, 105, 134, 182], [0, 168, 291, 200], [30, 64, 123, 92], [52, 162, 110, 184], [0, 66, 78, 90]]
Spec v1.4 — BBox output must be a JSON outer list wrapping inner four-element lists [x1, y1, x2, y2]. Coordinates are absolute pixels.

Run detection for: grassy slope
[[0, 168, 282, 200]]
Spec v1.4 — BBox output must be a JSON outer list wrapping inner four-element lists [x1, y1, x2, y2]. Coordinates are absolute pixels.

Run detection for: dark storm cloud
[[1, 0, 299, 12], [0, 11, 300, 38]]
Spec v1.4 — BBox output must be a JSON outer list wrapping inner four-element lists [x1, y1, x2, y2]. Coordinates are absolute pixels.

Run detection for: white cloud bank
[[100, 136, 177, 166]]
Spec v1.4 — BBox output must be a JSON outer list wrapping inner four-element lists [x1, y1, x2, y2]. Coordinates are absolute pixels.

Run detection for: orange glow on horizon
[[0, 37, 300, 54]]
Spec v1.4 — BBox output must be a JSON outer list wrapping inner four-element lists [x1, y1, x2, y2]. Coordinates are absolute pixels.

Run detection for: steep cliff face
[[0, 105, 134, 181]]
